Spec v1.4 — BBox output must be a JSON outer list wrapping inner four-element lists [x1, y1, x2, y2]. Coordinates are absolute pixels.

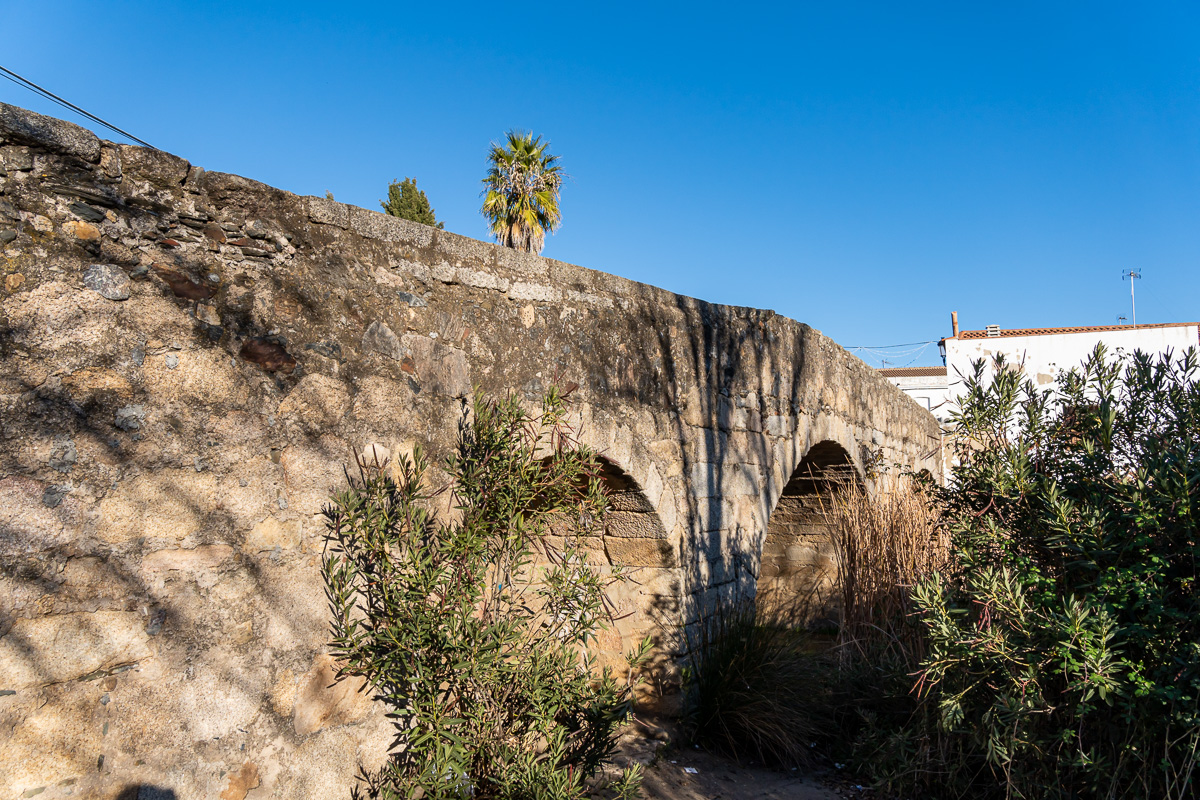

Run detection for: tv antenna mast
[[1123, 269, 1141, 326]]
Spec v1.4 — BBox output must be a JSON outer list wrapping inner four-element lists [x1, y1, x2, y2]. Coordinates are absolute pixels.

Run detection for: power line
[[845, 339, 937, 350], [0, 65, 157, 149]]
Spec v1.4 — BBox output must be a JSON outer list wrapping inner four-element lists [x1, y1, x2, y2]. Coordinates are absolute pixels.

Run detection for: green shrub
[[322, 387, 648, 799], [905, 346, 1200, 799]]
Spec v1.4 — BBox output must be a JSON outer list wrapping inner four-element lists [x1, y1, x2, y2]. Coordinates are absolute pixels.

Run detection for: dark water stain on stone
[[239, 338, 296, 374], [152, 264, 215, 301], [303, 341, 343, 362]]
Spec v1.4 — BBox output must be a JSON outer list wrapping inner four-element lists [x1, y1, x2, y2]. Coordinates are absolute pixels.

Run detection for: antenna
[[1123, 269, 1141, 326]]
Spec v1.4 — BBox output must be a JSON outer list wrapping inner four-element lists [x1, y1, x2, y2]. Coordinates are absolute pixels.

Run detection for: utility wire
[[846, 339, 939, 370], [845, 339, 937, 350], [0, 65, 157, 149]]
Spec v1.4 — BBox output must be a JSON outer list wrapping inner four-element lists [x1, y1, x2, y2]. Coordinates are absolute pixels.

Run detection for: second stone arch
[[757, 439, 862, 623]]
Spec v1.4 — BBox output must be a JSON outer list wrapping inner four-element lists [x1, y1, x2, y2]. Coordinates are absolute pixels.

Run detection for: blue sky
[[5, 2, 1198, 366]]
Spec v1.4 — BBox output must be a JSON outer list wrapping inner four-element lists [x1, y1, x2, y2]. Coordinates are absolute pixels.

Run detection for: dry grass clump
[[823, 472, 948, 663], [682, 599, 832, 768], [683, 472, 948, 772]]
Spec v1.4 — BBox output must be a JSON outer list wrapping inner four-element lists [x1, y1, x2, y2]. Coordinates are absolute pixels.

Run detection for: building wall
[[885, 373, 952, 422], [946, 325, 1200, 392]]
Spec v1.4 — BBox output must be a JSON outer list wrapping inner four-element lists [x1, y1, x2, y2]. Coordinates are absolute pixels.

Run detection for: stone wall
[[0, 102, 941, 799]]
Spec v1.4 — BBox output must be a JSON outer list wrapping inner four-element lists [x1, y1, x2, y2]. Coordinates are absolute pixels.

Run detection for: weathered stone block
[[350, 206, 434, 247], [142, 348, 249, 408], [292, 653, 373, 735], [457, 266, 510, 292], [245, 516, 302, 552], [401, 333, 470, 397], [173, 661, 264, 741], [0, 101, 100, 161], [118, 144, 190, 189], [142, 544, 234, 573], [362, 319, 403, 361], [279, 437, 349, 517], [0, 144, 33, 170], [3, 683, 107, 794], [433, 229, 496, 267], [350, 375, 417, 421], [605, 537, 676, 568], [609, 490, 655, 513], [605, 510, 667, 539], [62, 367, 134, 402], [306, 196, 349, 228], [98, 469, 220, 544], [508, 281, 560, 302], [766, 413, 795, 437], [689, 461, 761, 498], [565, 288, 614, 308], [0, 611, 152, 688], [278, 374, 352, 431], [496, 247, 549, 278]]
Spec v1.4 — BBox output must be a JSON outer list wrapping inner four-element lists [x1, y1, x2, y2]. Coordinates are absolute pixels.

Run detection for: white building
[[878, 366, 952, 422], [942, 319, 1200, 395], [880, 317, 1200, 422]]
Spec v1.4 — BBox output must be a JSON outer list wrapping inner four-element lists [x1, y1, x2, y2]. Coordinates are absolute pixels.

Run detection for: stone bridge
[[0, 103, 940, 798]]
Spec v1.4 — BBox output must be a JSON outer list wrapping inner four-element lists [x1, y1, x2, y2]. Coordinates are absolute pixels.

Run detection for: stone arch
[[757, 439, 862, 621], [597, 457, 672, 569], [575, 456, 682, 710]]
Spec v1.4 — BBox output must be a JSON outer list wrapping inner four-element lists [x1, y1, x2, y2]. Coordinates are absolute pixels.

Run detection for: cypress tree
[[380, 177, 444, 229]]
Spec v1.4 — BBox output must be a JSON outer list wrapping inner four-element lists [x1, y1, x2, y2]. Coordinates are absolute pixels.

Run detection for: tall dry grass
[[682, 600, 832, 768], [823, 472, 949, 664], [683, 471, 948, 771]]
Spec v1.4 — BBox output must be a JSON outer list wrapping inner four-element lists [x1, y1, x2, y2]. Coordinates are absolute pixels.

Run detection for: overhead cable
[[844, 339, 937, 351], [0, 65, 157, 149]]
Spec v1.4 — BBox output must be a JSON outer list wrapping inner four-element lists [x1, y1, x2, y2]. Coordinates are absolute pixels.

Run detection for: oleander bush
[[322, 387, 648, 800], [890, 345, 1200, 799]]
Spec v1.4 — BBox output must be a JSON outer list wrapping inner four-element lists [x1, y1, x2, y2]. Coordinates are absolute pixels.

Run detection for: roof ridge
[[955, 321, 1200, 340]]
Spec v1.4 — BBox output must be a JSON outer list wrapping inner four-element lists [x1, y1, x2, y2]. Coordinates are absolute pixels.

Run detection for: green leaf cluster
[[323, 387, 648, 799], [381, 177, 444, 229], [904, 345, 1200, 799]]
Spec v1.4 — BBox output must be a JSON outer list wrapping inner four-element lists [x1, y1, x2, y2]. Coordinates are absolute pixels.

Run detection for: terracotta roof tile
[[955, 322, 1200, 341], [878, 366, 948, 378]]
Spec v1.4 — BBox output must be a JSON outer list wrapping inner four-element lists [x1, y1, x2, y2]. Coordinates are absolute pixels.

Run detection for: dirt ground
[[640, 747, 838, 800], [604, 718, 849, 800]]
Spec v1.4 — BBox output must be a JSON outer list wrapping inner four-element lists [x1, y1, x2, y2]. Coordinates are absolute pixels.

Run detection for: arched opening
[[538, 456, 680, 710], [598, 458, 672, 566], [758, 440, 861, 623]]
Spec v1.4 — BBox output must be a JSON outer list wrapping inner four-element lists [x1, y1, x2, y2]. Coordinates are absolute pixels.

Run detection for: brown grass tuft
[[823, 471, 948, 664]]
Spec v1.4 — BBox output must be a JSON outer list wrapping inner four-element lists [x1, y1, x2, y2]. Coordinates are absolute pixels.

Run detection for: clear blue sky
[[5, 2, 1198, 367]]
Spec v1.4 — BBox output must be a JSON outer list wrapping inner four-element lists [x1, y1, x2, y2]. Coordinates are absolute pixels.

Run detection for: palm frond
[[480, 129, 563, 254]]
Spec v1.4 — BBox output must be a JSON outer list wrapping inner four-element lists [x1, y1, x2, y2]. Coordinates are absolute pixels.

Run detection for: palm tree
[[480, 130, 563, 254]]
